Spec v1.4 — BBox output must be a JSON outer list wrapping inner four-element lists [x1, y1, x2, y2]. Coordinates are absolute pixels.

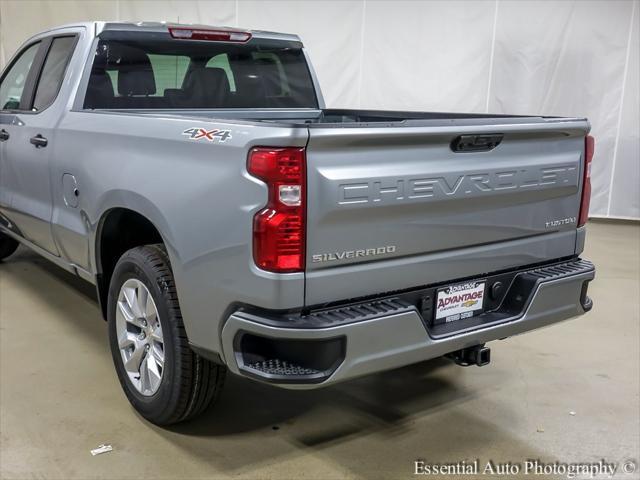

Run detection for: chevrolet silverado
[[0, 22, 595, 425]]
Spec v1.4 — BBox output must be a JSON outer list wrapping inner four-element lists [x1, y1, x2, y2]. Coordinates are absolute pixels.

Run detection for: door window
[[33, 36, 76, 111], [0, 42, 41, 110]]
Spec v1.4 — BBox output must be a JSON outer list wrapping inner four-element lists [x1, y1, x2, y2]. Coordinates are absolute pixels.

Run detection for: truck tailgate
[[304, 119, 589, 305]]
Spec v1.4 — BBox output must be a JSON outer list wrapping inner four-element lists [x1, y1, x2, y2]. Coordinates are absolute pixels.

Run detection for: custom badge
[[182, 127, 232, 143]]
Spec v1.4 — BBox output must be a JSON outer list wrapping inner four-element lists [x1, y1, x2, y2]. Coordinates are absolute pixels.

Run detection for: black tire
[[107, 244, 226, 425], [0, 232, 19, 261]]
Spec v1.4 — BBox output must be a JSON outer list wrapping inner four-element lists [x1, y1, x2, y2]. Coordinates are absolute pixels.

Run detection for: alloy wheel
[[115, 278, 164, 396]]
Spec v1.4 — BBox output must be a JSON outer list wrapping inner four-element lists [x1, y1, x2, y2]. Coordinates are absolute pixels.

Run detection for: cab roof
[[37, 21, 301, 43]]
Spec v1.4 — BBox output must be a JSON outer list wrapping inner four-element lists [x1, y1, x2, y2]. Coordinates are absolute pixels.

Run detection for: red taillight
[[168, 27, 251, 43], [578, 135, 595, 227], [248, 147, 306, 273]]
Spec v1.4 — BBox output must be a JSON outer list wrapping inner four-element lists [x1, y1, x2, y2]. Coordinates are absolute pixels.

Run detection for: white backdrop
[[1, 0, 638, 219]]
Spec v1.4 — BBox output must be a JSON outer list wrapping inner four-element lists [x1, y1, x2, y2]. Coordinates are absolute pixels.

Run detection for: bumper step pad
[[528, 259, 594, 280], [246, 359, 321, 376]]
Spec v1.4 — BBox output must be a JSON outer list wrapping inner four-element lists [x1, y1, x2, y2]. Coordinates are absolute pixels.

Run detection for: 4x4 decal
[[182, 127, 232, 143]]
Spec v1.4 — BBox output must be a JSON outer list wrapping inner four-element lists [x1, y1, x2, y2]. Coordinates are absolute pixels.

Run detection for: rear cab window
[[83, 30, 318, 109]]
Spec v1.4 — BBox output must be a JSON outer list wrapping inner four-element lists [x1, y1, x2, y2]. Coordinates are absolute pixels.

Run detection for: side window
[[0, 42, 41, 110], [33, 36, 76, 111], [205, 54, 236, 92], [148, 54, 190, 95]]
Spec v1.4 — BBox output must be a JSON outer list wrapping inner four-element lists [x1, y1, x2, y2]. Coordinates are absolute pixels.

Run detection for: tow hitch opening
[[447, 344, 491, 367]]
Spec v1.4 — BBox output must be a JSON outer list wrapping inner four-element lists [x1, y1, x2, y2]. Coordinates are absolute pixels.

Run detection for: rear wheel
[[107, 244, 226, 425], [0, 232, 19, 261]]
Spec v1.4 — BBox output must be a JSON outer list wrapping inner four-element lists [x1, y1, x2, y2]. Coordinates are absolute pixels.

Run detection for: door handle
[[0, 129, 9, 142], [30, 134, 48, 148]]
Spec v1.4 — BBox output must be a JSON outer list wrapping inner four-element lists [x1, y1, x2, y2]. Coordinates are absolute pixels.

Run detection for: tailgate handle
[[451, 134, 503, 152]]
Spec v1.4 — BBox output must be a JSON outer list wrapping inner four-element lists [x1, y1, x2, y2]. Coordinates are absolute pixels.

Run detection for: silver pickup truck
[[0, 21, 595, 425]]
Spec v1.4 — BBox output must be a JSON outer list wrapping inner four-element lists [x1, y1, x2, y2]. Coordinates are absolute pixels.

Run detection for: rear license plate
[[435, 280, 486, 324]]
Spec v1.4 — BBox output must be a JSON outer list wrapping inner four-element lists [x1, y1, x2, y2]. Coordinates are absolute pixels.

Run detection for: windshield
[[83, 34, 318, 109]]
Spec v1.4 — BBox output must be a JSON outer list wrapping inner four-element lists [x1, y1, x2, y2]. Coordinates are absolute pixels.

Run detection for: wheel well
[[95, 208, 163, 319]]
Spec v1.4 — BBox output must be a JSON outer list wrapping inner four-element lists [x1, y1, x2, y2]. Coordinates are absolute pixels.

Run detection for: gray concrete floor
[[0, 221, 638, 480]]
